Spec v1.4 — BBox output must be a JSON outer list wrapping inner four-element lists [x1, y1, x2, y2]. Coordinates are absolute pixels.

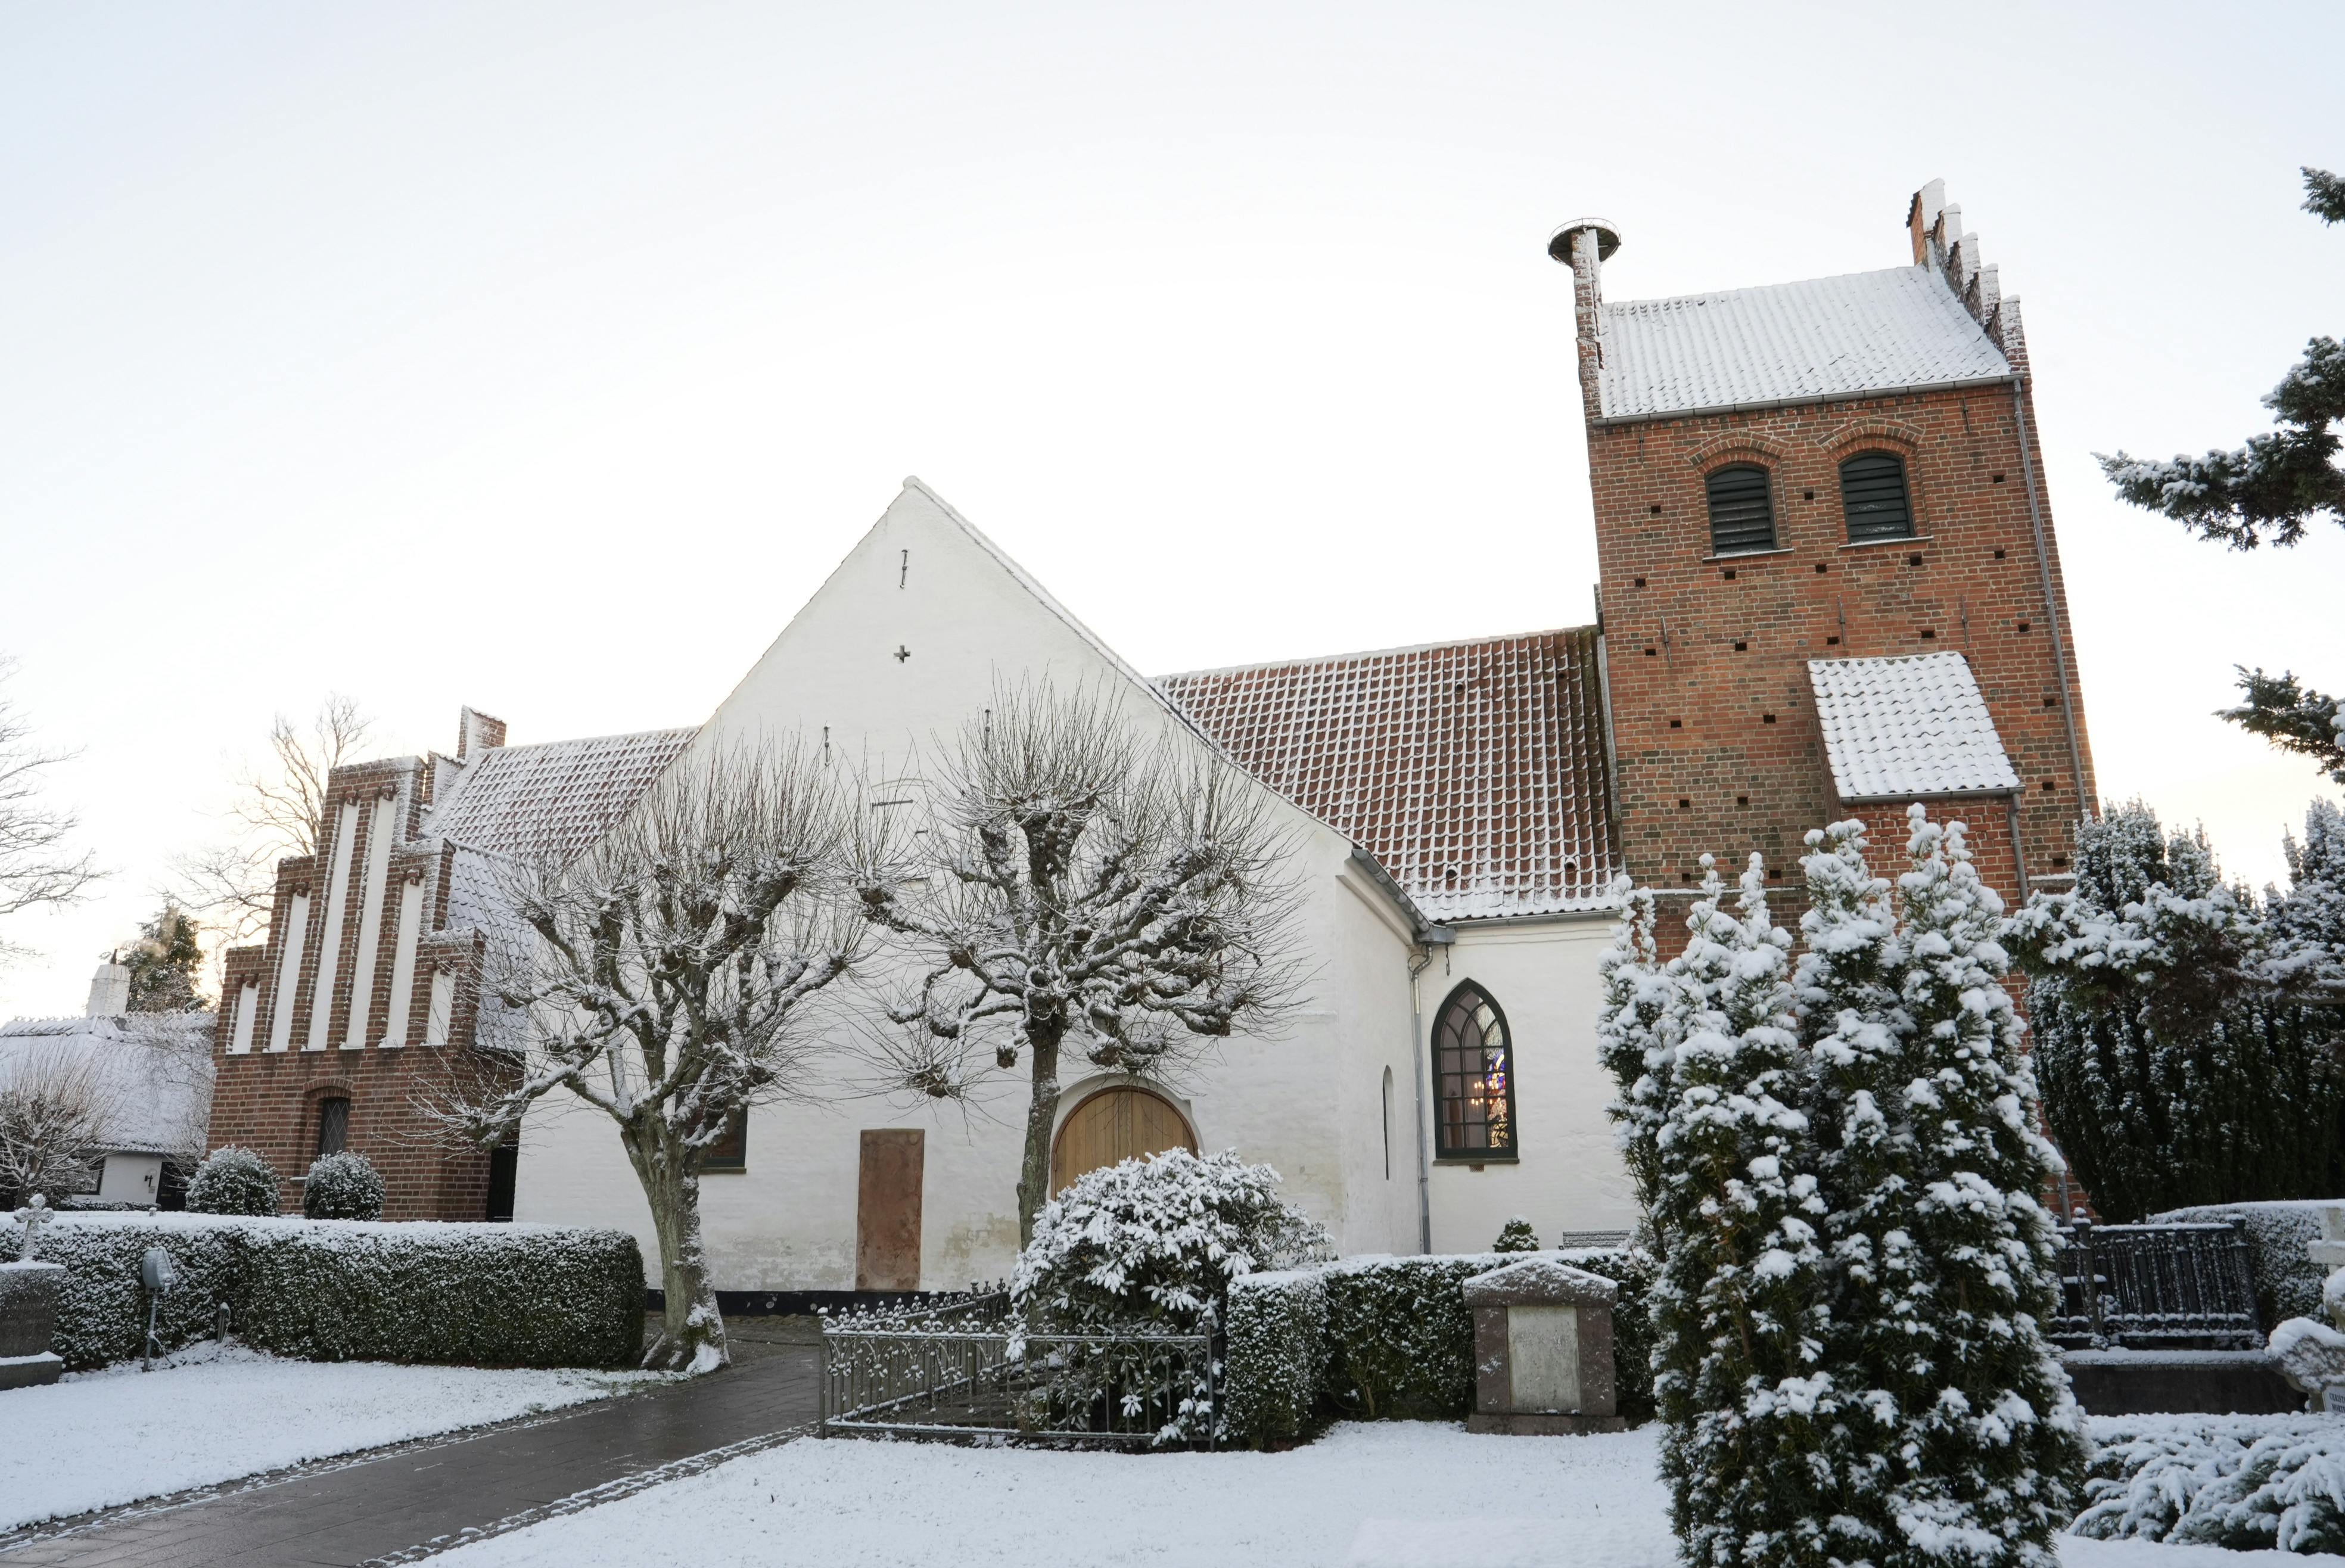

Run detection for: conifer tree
[[1598, 879, 1677, 1225], [1871, 807, 2085, 1567], [1648, 855, 1839, 1568], [125, 903, 207, 1013]]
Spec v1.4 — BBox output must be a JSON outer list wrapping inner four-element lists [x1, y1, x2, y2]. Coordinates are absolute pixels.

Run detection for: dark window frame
[[1430, 981, 1520, 1161], [1704, 462, 1778, 556], [701, 1107, 748, 1172], [1839, 449, 1916, 543], [313, 1095, 351, 1158]]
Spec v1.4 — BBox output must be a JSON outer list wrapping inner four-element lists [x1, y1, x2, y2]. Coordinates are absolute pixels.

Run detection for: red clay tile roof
[[1159, 627, 1621, 923], [425, 727, 699, 864]]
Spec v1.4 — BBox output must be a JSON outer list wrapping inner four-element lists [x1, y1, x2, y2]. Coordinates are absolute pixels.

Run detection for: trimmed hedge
[[1223, 1267, 1327, 1448], [2152, 1202, 2334, 1329], [1219, 1246, 1656, 1449], [0, 1212, 643, 1370]]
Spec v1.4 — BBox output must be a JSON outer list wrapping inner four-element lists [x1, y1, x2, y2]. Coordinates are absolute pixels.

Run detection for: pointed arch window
[[1432, 982, 1518, 1159]]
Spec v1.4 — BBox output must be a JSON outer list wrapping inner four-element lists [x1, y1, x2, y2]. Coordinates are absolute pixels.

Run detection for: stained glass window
[[1432, 983, 1518, 1158]]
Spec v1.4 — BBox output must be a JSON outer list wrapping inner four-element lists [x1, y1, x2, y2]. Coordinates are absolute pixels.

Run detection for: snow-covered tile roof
[[425, 727, 698, 863], [1806, 652, 2021, 802], [1158, 628, 1621, 923], [1597, 266, 2011, 422]]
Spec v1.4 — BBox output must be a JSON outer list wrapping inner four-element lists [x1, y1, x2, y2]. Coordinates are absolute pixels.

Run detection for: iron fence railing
[[818, 1290, 1218, 1449], [2051, 1217, 2261, 1350]]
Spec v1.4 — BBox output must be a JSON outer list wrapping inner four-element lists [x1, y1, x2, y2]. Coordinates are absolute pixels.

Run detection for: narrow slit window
[[1432, 982, 1518, 1159], [1705, 464, 1777, 555], [1840, 451, 1915, 543]]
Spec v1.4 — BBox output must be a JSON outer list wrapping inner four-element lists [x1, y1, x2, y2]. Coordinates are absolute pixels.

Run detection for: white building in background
[[0, 962, 216, 1208], [511, 480, 1636, 1292]]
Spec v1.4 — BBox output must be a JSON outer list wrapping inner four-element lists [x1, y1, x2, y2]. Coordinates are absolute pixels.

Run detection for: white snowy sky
[[3, 1, 2340, 1017]]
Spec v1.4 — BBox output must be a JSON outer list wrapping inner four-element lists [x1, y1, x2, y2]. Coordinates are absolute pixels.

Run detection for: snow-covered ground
[[428, 1421, 2299, 1568], [0, 1342, 665, 1532]]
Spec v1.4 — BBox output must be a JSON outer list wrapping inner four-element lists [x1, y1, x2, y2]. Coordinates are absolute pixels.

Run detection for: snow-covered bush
[[1013, 1149, 1330, 1336], [2074, 1415, 2345, 1553], [0, 1211, 643, 1370], [184, 1146, 280, 1216], [1222, 1267, 1327, 1448], [301, 1152, 384, 1221], [2010, 801, 2345, 1219], [1490, 1217, 1539, 1253], [1320, 1252, 1516, 1420]]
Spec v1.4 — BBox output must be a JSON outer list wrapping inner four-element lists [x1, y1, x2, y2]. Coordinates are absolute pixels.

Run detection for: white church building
[[514, 478, 1634, 1292]]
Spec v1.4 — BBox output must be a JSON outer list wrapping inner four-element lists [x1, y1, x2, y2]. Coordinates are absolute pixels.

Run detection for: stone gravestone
[[4, 1198, 67, 1389], [1463, 1256, 1625, 1435]]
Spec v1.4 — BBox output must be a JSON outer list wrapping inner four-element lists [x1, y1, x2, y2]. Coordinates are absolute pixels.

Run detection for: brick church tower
[[1557, 181, 2096, 907]]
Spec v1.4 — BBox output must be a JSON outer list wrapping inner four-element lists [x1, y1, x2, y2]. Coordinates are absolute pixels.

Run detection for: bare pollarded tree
[[0, 657, 103, 960], [170, 695, 374, 949], [427, 742, 869, 1372], [854, 683, 1308, 1247], [0, 1041, 106, 1207]]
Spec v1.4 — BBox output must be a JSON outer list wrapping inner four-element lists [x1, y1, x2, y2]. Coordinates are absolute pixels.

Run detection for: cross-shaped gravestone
[[14, 1194, 55, 1263], [893, 645, 911, 662]]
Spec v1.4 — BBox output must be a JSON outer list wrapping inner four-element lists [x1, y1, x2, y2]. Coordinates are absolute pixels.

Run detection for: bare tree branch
[[0, 1042, 107, 1206], [416, 740, 867, 1371], [0, 657, 104, 954], [853, 680, 1309, 1246]]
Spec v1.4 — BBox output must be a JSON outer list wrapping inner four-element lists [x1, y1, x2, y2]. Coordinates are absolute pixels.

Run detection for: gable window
[[1705, 464, 1777, 555], [701, 1107, 748, 1172], [1432, 982, 1517, 1159], [314, 1096, 350, 1158], [1840, 451, 1915, 542]]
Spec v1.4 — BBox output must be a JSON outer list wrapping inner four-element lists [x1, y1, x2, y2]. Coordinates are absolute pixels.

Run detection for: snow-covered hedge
[[1222, 1267, 1326, 1449], [2073, 1414, 2345, 1552], [1216, 1245, 1656, 1448], [2153, 1201, 2331, 1328], [0, 1212, 643, 1370], [301, 1152, 385, 1221]]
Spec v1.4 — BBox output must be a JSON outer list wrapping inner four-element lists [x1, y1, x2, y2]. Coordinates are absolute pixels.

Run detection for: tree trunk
[[623, 1120, 730, 1373], [1015, 1029, 1064, 1248]]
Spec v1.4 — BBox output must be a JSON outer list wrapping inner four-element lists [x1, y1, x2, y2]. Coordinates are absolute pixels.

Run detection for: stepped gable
[[1594, 266, 2013, 424], [425, 726, 699, 863], [1807, 651, 2020, 804], [1159, 627, 1620, 923]]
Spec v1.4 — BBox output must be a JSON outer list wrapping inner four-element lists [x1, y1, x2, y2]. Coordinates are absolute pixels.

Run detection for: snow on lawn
[[0, 1341, 667, 1532], [427, 1420, 2323, 1568]]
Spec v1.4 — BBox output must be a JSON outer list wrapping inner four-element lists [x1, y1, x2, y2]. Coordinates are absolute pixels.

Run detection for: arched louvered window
[[1432, 982, 1518, 1159], [1840, 450, 1915, 543], [1705, 464, 1777, 555]]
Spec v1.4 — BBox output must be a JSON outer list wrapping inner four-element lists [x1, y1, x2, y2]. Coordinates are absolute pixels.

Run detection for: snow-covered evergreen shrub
[[2075, 1415, 2345, 1553], [0, 1211, 643, 1370], [1490, 1216, 1539, 1253], [1013, 1149, 1330, 1336], [2153, 1201, 2332, 1327], [184, 1146, 280, 1216], [2011, 801, 2345, 1219], [1320, 1252, 1516, 1420], [1805, 810, 2085, 1566], [1222, 1267, 1327, 1449], [1643, 853, 1842, 1567], [301, 1152, 385, 1221], [1597, 880, 1677, 1219]]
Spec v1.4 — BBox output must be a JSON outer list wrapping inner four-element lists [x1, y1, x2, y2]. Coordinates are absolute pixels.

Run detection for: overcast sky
[[3, 1, 2339, 1018]]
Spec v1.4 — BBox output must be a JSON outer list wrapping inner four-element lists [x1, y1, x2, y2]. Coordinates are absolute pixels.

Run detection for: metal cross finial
[[15, 1193, 55, 1263], [893, 646, 911, 662]]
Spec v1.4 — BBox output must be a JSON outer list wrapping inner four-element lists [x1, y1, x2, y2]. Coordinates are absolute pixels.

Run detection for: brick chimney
[[1547, 218, 1623, 423]]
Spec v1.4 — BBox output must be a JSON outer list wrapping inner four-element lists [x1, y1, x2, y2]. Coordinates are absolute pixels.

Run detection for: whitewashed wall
[[512, 481, 1424, 1288], [1419, 913, 1635, 1252]]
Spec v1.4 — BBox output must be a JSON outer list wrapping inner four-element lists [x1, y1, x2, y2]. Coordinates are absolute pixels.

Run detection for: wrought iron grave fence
[[819, 1289, 1219, 1449], [2050, 1217, 2260, 1350]]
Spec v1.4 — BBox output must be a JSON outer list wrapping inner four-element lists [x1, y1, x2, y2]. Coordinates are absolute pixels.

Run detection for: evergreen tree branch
[[2222, 668, 2345, 786]]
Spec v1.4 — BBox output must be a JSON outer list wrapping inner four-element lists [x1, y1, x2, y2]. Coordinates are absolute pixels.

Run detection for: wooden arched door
[[1050, 1087, 1198, 1193]]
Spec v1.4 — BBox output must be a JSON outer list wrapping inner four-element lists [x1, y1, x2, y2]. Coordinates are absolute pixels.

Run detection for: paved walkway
[[4, 1324, 820, 1568]]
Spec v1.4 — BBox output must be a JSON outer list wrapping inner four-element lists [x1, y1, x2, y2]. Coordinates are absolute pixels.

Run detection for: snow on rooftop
[[1807, 652, 2020, 803], [1159, 628, 1621, 923], [1597, 266, 2011, 422], [0, 1013, 213, 1156], [425, 727, 697, 864]]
